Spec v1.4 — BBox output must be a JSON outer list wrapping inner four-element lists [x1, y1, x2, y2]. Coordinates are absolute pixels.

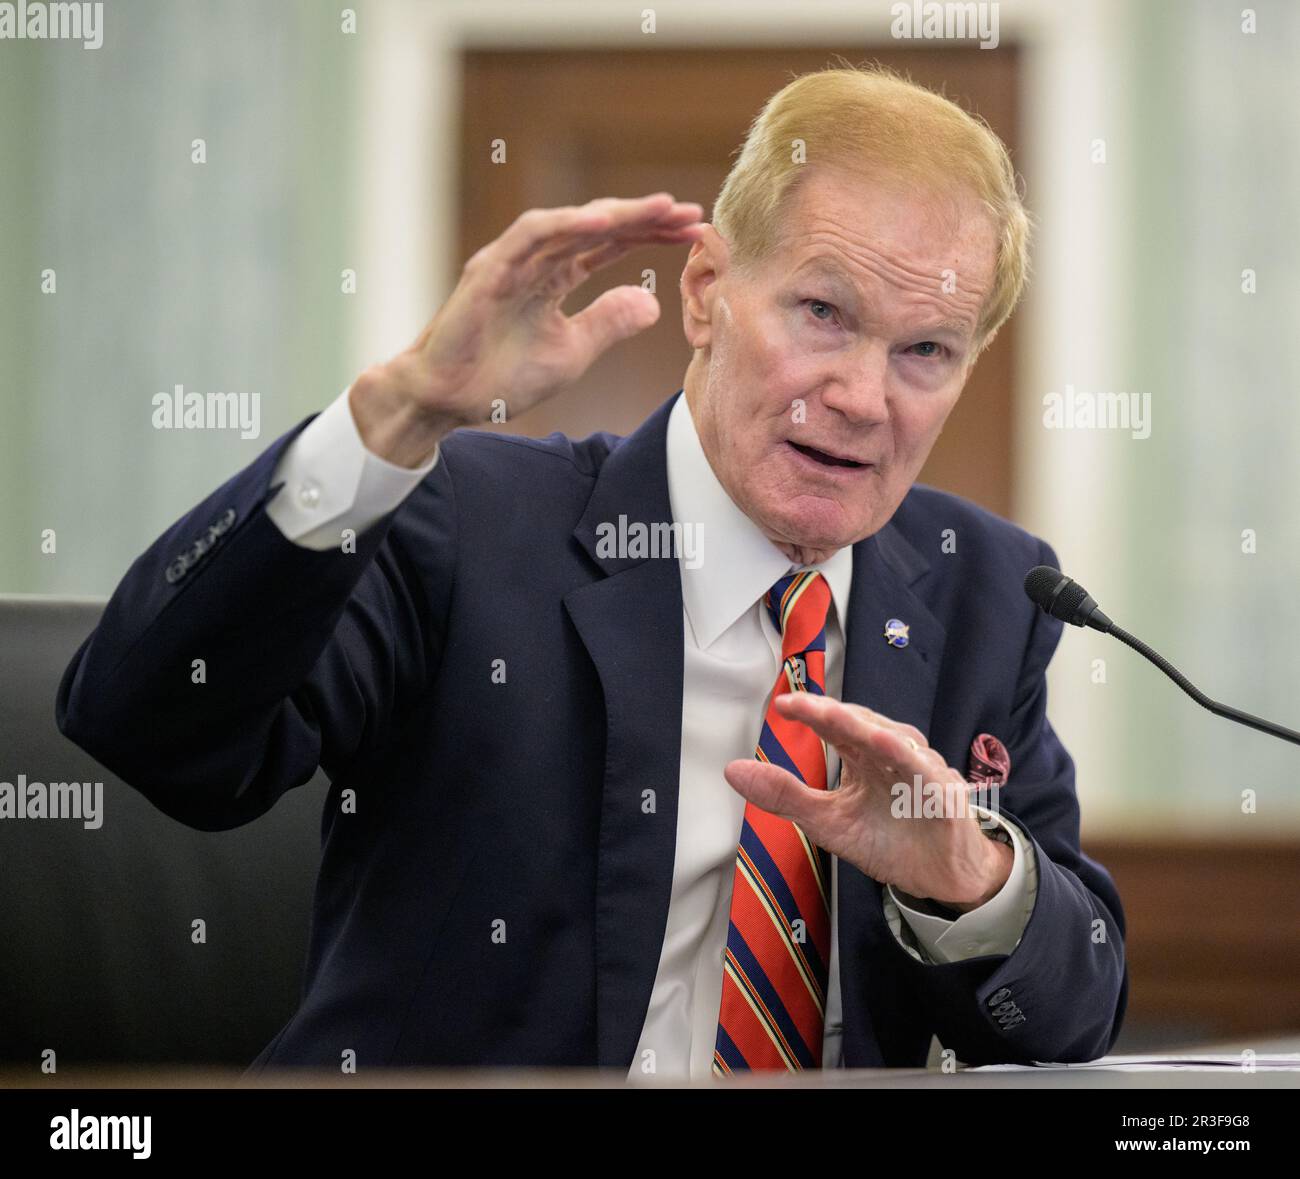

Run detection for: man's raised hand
[[349, 193, 706, 467]]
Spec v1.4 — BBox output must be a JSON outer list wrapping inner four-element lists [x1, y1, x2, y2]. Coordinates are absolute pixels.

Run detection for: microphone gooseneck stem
[[1108, 623, 1300, 747]]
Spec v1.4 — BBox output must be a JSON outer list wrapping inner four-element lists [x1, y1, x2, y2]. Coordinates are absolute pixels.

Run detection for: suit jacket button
[[988, 987, 1011, 1007]]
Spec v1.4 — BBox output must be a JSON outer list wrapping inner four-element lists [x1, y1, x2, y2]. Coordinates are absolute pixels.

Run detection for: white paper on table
[[969, 1054, 1300, 1072]]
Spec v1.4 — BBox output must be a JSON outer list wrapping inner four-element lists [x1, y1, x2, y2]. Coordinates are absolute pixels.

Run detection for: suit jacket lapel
[[841, 522, 944, 738], [563, 392, 684, 1070], [838, 521, 947, 1066]]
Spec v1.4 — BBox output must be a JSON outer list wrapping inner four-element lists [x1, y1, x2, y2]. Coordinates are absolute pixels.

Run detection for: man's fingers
[[525, 214, 704, 286], [824, 698, 928, 749], [499, 194, 701, 270], [770, 693, 880, 761], [723, 758, 834, 828], [775, 693, 928, 752], [567, 284, 662, 364], [772, 694, 944, 781], [568, 224, 706, 279], [864, 723, 936, 773]]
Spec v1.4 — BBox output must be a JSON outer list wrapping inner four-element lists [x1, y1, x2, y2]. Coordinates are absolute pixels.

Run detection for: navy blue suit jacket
[[57, 389, 1128, 1070]]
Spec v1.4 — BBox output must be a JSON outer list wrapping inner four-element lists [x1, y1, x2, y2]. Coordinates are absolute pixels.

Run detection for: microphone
[[1023, 566, 1113, 633], [1023, 564, 1300, 747]]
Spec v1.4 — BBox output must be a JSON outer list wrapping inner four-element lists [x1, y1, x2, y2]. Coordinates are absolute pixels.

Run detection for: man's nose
[[819, 355, 890, 426]]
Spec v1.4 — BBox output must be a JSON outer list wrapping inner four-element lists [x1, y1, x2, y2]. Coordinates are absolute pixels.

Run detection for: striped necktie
[[713, 569, 833, 1074]]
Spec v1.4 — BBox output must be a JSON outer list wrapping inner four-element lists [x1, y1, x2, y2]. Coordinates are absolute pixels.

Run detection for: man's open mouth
[[787, 441, 867, 469]]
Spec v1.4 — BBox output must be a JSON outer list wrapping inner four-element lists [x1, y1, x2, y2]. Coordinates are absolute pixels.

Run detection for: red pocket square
[[967, 733, 1011, 786]]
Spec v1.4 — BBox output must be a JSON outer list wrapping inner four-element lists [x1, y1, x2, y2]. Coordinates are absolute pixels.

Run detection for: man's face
[[681, 166, 998, 562]]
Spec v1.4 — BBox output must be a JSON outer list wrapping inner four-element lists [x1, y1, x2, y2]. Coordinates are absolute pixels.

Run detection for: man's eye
[[908, 341, 946, 359], [805, 298, 837, 323]]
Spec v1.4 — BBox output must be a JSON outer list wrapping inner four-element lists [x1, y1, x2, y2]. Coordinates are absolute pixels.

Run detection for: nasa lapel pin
[[883, 618, 910, 648]]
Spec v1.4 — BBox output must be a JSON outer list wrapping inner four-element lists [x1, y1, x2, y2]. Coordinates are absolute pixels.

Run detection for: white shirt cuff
[[882, 807, 1038, 964], [264, 384, 439, 551]]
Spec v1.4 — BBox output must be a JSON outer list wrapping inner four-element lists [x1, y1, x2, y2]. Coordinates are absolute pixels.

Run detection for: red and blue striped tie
[[713, 570, 833, 1074]]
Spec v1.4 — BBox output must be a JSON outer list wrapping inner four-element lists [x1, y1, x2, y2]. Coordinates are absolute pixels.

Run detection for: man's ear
[[679, 224, 729, 350]]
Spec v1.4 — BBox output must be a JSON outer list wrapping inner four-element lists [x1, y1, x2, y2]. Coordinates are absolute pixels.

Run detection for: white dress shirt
[[265, 386, 1039, 1080]]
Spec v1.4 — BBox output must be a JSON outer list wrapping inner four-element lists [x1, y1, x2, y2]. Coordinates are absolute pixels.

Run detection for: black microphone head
[[1024, 564, 1112, 632], [1023, 565, 1066, 612]]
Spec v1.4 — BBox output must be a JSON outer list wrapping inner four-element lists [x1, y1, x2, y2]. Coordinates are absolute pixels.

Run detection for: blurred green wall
[[0, 0, 358, 595]]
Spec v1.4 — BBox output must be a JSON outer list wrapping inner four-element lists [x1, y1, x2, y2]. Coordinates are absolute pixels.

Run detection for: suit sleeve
[[55, 413, 457, 832], [883, 806, 1037, 962], [883, 538, 1129, 1065], [265, 384, 439, 550]]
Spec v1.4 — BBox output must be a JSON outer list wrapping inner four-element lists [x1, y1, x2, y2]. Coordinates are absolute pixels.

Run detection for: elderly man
[[57, 65, 1127, 1078]]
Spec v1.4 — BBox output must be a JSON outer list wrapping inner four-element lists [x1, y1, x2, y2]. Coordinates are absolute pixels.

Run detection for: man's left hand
[[723, 693, 1012, 912]]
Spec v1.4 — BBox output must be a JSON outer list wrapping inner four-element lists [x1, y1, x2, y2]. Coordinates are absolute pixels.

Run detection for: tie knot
[[764, 570, 831, 657]]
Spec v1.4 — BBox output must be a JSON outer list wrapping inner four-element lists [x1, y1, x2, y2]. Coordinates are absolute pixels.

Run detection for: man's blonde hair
[[711, 63, 1032, 356]]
